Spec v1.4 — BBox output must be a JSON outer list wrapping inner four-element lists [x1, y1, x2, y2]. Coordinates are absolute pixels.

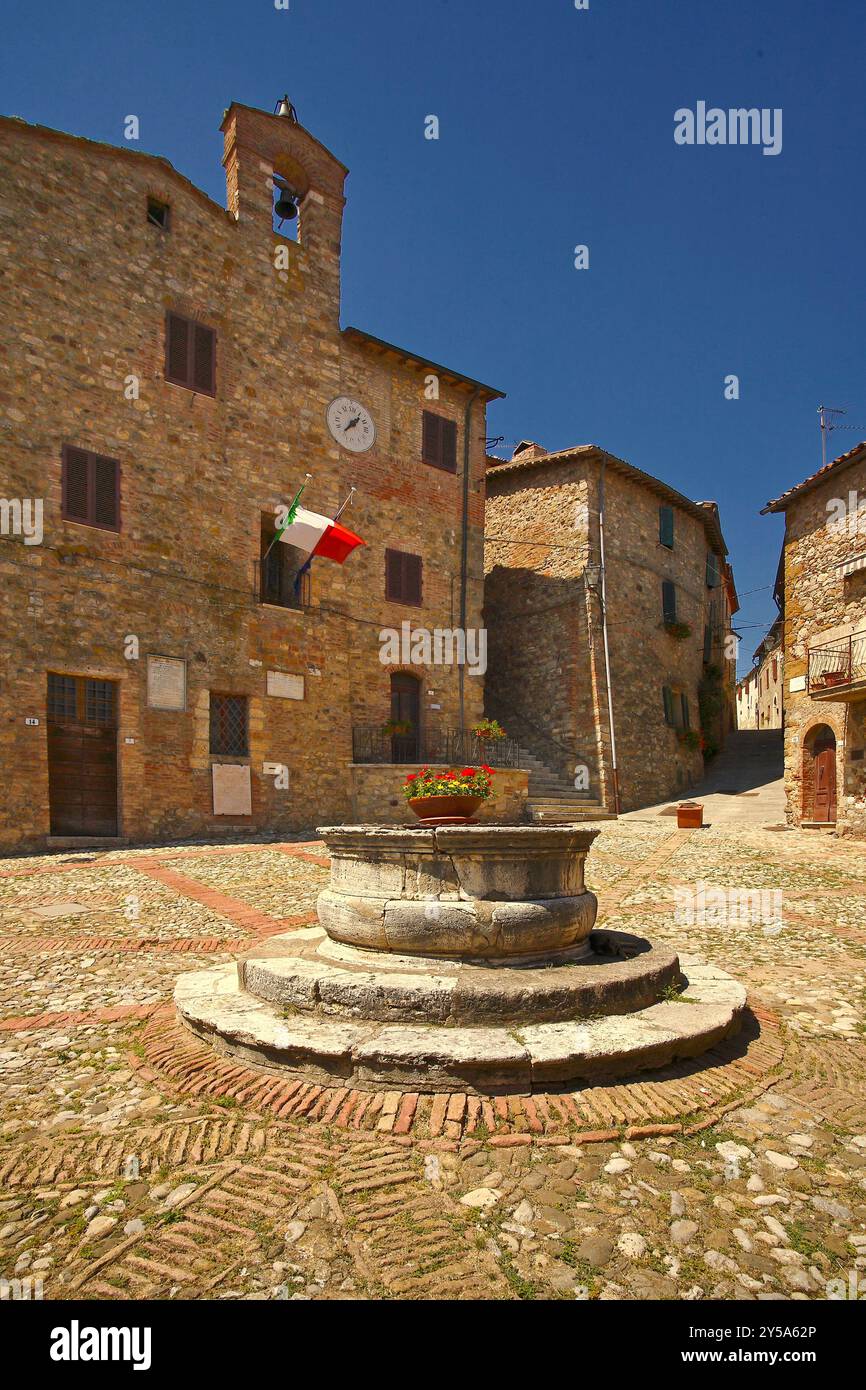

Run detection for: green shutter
[[663, 686, 674, 725], [681, 693, 690, 729], [706, 552, 720, 588], [662, 581, 677, 624], [659, 505, 674, 548]]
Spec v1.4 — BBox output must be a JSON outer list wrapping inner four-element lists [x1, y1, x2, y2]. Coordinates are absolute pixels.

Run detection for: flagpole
[[261, 472, 312, 564]]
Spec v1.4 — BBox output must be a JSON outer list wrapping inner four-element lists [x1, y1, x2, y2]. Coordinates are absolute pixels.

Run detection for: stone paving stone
[[0, 824, 864, 1301]]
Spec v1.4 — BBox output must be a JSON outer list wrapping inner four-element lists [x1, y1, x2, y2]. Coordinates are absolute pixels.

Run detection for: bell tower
[[220, 97, 348, 318]]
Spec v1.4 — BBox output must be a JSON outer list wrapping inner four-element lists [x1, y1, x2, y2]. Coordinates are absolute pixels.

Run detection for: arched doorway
[[804, 724, 837, 824], [390, 673, 420, 762]]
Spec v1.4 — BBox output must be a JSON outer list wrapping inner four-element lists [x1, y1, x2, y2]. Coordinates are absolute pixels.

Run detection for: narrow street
[[624, 730, 786, 828]]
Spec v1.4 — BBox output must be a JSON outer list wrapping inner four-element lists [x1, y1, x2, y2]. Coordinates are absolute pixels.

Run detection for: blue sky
[[3, 0, 864, 669]]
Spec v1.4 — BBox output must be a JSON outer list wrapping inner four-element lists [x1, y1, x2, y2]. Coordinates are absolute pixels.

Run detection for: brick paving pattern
[[2, 822, 865, 1301]]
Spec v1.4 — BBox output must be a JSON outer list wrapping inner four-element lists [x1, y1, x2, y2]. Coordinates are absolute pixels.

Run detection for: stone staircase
[[519, 747, 616, 823]]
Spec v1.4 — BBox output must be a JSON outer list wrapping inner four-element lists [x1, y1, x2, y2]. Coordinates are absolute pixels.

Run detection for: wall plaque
[[147, 655, 186, 711], [212, 764, 252, 815], [267, 671, 304, 700]]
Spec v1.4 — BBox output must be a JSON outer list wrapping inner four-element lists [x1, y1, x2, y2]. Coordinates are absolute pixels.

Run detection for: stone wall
[[484, 450, 734, 812], [348, 765, 529, 825], [777, 455, 866, 835], [0, 107, 492, 851]]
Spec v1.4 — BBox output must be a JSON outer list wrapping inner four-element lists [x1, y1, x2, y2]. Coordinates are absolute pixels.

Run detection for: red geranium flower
[[461, 768, 475, 777]]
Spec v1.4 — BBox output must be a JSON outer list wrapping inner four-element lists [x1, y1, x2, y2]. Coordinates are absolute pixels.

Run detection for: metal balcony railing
[[253, 559, 311, 610], [807, 629, 866, 695], [351, 725, 521, 768]]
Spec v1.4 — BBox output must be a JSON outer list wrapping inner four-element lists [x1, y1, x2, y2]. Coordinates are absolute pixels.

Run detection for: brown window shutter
[[166, 313, 189, 384], [422, 411, 440, 467], [385, 548, 402, 601], [422, 412, 458, 473], [441, 419, 457, 473], [63, 447, 90, 521], [93, 454, 119, 528], [405, 553, 423, 604], [193, 323, 215, 394]]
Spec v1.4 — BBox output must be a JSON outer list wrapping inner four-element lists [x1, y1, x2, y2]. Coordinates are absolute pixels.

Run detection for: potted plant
[[820, 671, 846, 688], [403, 764, 494, 824], [678, 728, 701, 751], [677, 801, 704, 829], [470, 717, 506, 742], [660, 620, 692, 641]]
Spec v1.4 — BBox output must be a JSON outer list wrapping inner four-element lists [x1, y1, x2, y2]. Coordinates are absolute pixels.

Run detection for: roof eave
[[343, 326, 505, 400]]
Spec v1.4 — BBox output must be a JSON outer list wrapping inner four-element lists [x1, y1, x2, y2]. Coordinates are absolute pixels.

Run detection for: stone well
[[174, 824, 747, 1094]]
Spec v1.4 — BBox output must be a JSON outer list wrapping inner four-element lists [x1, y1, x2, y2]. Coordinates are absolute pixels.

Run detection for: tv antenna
[[818, 405, 866, 469]]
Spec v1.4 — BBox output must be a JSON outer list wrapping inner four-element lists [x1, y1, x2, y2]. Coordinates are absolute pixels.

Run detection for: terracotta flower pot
[[407, 795, 483, 825], [677, 803, 704, 829]]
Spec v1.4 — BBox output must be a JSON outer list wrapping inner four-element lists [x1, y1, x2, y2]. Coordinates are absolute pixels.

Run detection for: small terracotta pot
[[677, 803, 704, 829], [407, 795, 483, 824]]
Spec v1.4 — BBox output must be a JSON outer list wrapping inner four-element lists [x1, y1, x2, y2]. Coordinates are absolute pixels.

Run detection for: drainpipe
[[597, 457, 620, 814], [458, 389, 481, 733]]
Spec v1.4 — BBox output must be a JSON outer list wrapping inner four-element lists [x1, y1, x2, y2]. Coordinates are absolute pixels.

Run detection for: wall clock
[[326, 396, 376, 453]]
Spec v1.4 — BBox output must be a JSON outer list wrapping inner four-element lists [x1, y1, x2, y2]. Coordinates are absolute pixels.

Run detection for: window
[[422, 411, 458, 474], [209, 694, 248, 756], [663, 685, 689, 729], [706, 552, 721, 588], [47, 674, 117, 727], [385, 548, 423, 605], [147, 197, 170, 230], [663, 685, 675, 726], [659, 505, 674, 548], [61, 445, 120, 530], [165, 312, 216, 395], [703, 623, 712, 663], [662, 580, 677, 624], [259, 515, 309, 609]]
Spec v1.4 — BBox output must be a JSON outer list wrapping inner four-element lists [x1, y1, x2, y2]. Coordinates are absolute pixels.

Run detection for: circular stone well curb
[[174, 945, 747, 1094]]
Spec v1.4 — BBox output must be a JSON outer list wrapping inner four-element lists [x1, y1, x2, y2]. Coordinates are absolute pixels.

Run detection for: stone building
[[484, 442, 737, 814], [0, 100, 511, 853], [736, 618, 783, 730], [763, 442, 866, 834], [736, 667, 758, 730]]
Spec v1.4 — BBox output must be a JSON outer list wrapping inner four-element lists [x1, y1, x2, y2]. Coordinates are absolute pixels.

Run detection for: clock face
[[326, 396, 376, 453]]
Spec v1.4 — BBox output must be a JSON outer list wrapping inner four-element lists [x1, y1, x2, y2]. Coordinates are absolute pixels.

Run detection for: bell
[[274, 188, 298, 221]]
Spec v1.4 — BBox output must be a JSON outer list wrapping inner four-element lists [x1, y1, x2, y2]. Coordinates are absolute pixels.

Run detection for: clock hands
[[343, 414, 362, 433]]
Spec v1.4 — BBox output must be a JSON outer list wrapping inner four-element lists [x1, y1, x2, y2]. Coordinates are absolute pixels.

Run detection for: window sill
[[259, 601, 309, 616], [61, 517, 121, 534], [164, 377, 217, 400]]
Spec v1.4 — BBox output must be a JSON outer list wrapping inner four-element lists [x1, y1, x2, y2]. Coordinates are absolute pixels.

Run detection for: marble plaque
[[147, 655, 186, 711], [267, 670, 304, 700], [212, 764, 252, 816]]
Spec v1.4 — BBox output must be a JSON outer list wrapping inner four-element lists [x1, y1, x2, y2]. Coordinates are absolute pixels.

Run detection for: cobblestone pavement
[[1, 823, 865, 1302]]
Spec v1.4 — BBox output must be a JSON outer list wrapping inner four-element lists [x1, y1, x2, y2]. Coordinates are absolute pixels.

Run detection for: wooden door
[[390, 674, 420, 761], [814, 741, 837, 823], [47, 675, 118, 836]]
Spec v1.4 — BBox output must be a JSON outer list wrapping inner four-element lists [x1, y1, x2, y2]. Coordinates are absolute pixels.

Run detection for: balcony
[[807, 629, 866, 700], [352, 725, 521, 768]]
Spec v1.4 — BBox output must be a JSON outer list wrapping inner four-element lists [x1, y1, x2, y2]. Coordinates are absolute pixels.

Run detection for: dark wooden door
[[814, 742, 837, 823], [390, 674, 420, 761], [47, 676, 118, 836]]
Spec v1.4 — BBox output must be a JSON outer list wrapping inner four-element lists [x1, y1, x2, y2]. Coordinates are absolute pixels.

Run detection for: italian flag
[[276, 483, 365, 564]]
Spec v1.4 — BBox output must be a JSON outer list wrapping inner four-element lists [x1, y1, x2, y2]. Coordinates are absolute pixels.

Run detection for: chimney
[[511, 440, 546, 461]]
